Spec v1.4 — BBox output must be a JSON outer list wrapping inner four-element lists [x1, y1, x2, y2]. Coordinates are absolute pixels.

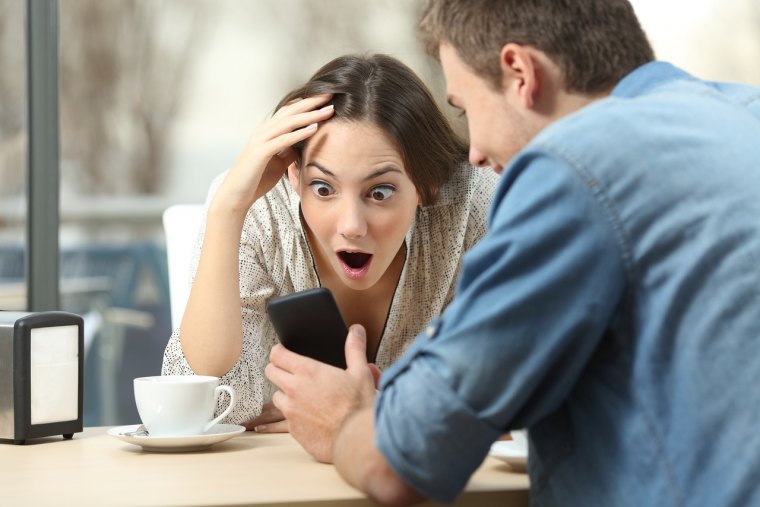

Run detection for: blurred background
[[1, 0, 759, 427]]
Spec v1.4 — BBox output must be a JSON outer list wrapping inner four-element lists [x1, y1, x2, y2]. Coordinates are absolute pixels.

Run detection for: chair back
[[162, 204, 203, 330]]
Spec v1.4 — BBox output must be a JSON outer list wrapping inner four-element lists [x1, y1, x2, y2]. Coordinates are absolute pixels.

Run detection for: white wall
[[632, 0, 760, 84]]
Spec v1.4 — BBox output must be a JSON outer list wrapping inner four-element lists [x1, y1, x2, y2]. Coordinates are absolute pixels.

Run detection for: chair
[[162, 204, 204, 330]]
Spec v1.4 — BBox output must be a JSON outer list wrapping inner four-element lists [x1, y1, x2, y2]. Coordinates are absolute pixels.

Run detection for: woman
[[161, 54, 499, 429]]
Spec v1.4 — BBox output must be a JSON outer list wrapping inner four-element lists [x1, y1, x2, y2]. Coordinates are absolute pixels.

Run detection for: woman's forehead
[[302, 120, 407, 174]]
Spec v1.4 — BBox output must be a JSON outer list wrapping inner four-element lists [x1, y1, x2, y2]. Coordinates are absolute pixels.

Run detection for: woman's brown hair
[[276, 54, 467, 205]]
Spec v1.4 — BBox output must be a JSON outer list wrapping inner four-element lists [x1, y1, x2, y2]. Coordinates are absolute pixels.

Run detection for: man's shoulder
[[533, 71, 760, 167]]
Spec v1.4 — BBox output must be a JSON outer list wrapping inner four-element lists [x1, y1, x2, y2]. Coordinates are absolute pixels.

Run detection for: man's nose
[[469, 146, 489, 167]]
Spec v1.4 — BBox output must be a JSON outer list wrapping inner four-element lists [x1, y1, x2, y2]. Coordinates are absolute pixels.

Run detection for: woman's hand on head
[[215, 94, 334, 214]]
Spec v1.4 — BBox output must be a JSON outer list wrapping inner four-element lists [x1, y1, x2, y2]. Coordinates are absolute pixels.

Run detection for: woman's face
[[289, 120, 420, 291]]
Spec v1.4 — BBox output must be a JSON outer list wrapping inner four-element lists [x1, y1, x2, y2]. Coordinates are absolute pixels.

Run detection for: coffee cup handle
[[203, 385, 236, 433]]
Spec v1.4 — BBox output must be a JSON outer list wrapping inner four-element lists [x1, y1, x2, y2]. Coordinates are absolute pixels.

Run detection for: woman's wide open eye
[[368, 185, 395, 201], [309, 180, 334, 198]]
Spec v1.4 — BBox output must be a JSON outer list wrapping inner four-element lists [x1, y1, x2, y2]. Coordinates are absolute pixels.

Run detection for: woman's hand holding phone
[[215, 94, 335, 215]]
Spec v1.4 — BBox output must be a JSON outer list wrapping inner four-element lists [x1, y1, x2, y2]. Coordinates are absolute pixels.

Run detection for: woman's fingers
[[233, 103, 331, 177], [268, 104, 334, 144], [243, 401, 286, 431], [246, 103, 332, 168], [241, 94, 334, 169], [273, 93, 333, 119], [265, 94, 334, 144], [219, 96, 333, 212], [265, 121, 318, 155], [254, 419, 290, 433]]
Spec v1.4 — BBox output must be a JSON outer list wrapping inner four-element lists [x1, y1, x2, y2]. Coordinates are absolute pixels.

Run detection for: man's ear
[[499, 43, 537, 109], [287, 162, 301, 195]]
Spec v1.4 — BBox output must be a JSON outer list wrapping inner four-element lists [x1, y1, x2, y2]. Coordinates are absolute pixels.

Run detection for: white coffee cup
[[133, 375, 236, 437]]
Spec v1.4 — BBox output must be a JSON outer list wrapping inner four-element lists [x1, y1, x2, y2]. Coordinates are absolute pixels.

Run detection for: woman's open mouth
[[337, 250, 373, 280]]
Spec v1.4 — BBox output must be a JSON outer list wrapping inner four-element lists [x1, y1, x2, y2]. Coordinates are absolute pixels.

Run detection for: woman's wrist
[[207, 191, 252, 223]]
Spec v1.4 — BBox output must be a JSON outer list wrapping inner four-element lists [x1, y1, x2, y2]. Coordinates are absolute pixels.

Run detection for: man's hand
[[265, 324, 377, 463]]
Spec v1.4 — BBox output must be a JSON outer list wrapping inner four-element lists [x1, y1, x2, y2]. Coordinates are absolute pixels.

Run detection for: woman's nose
[[337, 200, 367, 239]]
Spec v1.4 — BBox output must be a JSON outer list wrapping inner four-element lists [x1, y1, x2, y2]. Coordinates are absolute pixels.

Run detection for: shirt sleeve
[[375, 151, 627, 502]]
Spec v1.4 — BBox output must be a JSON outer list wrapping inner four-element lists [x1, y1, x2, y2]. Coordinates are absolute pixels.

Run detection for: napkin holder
[[0, 311, 84, 444]]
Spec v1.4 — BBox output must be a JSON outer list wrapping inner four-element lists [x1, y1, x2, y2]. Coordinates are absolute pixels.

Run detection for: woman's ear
[[287, 162, 301, 195]]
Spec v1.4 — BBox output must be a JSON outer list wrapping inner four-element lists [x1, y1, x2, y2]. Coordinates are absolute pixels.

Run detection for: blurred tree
[[0, 0, 210, 198], [249, 0, 467, 135], [59, 0, 210, 195], [253, 1, 438, 97], [0, 0, 26, 198], [255, 0, 413, 88]]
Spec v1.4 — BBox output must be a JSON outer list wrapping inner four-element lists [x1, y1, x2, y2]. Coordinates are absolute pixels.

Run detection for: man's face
[[439, 42, 534, 173]]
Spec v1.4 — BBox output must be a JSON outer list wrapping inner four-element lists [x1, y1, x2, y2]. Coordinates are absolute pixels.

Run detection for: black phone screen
[[265, 288, 348, 368]]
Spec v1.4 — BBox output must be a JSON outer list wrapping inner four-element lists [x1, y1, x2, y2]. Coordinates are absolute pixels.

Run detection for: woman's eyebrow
[[305, 161, 336, 177], [305, 162, 402, 181], [364, 167, 403, 181]]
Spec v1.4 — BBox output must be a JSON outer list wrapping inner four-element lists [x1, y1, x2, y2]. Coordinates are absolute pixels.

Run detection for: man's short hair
[[418, 0, 655, 93]]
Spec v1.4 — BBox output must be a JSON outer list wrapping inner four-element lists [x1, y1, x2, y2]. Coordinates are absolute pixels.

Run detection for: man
[[265, 0, 760, 505]]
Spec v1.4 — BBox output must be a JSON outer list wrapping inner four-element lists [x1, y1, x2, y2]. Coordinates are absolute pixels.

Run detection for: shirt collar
[[612, 61, 696, 98]]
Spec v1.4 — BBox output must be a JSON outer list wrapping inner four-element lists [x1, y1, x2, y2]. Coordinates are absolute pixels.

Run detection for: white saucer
[[108, 424, 246, 452], [489, 440, 528, 472]]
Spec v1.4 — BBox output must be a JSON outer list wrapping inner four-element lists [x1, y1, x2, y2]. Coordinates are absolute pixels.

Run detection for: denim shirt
[[375, 62, 760, 506]]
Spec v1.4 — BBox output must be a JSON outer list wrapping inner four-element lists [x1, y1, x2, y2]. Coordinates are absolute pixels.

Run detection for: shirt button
[[425, 324, 437, 338]]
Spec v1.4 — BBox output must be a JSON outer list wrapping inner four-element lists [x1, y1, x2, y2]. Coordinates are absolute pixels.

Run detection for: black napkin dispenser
[[0, 311, 84, 444]]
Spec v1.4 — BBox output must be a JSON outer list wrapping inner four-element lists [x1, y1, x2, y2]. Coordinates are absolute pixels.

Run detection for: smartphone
[[266, 288, 348, 368]]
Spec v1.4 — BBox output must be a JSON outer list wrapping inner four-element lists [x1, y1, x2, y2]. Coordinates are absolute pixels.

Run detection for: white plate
[[108, 423, 246, 452], [489, 439, 528, 472]]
